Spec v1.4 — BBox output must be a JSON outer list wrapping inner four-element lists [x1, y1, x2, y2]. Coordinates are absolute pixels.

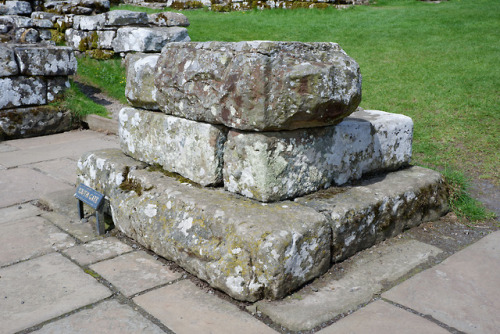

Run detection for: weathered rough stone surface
[[15, 27, 40, 43], [105, 10, 148, 26], [14, 45, 77, 76], [31, 11, 63, 22], [155, 41, 362, 131], [296, 166, 449, 262], [0, 45, 18, 77], [0, 1, 32, 15], [112, 27, 190, 53], [44, 0, 110, 15], [224, 109, 412, 202], [73, 13, 105, 30], [0, 76, 46, 110], [119, 107, 228, 186], [47, 76, 70, 102], [94, 30, 115, 49], [148, 12, 190, 27], [125, 53, 160, 110], [0, 106, 77, 140], [32, 18, 53, 28], [77, 149, 331, 302], [65, 28, 88, 49]]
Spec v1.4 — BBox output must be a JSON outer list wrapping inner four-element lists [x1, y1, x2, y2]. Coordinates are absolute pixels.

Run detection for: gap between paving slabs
[[37, 187, 499, 333]]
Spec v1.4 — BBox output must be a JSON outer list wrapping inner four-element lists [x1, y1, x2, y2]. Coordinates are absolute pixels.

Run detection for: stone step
[[76, 148, 448, 301]]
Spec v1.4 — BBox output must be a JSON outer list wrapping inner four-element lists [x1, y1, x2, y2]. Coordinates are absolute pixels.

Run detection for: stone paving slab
[[0, 215, 75, 267], [0, 141, 17, 152], [3, 130, 113, 150], [30, 157, 79, 186], [0, 167, 73, 208], [254, 239, 442, 331], [0, 203, 43, 225], [41, 211, 99, 243], [0, 132, 119, 168], [0, 252, 112, 334], [383, 231, 500, 334], [134, 279, 278, 334], [90, 250, 182, 297], [39, 189, 82, 220], [63, 237, 133, 266], [317, 300, 450, 334], [32, 299, 165, 334]]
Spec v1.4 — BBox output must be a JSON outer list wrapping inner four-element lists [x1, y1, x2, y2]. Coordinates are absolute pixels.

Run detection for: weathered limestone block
[[125, 53, 159, 110], [0, 45, 18, 77], [0, 106, 77, 140], [31, 11, 63, 22], [0, 77, 46, 110], [64, 28, 87, 49], [77, 149, 331, 302], [155, 41, 362, 131], [14, 46, 77, 76], [224, 109, 412, 202], [148, 12, 190, 27], [296, 166, 449, 262], [73, 14, 105, 30], [0, 15, 31, 28], [32, 18, 53, 28], [119, 107, 227, 186], [112, 27, 190, 53], [105, 10, 148, 26], [47, 76, 70, 102], [14, 27, 39, 43], [0, 1, 32, 15], [94, 30, 115, 49]]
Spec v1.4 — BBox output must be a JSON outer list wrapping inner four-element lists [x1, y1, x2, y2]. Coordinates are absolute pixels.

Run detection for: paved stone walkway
[[0, 130, 498, 334]]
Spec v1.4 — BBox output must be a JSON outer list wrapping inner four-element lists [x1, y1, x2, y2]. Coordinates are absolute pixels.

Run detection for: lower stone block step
[[77, 149, 448, 302]]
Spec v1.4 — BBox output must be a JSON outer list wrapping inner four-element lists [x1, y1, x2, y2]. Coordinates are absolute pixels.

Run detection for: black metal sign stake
[[75, 183, 106, 235]]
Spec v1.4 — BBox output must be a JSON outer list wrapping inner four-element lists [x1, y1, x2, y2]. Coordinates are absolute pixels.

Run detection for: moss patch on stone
[[147, 164, 202, 188]]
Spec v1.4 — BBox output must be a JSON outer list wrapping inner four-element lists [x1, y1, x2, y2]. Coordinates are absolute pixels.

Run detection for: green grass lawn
[[95, 0, 499, 219]]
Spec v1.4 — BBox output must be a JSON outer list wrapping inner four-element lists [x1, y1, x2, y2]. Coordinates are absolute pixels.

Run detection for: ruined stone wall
[[64, 10, 190, 58], [0, 44, 78, 140]]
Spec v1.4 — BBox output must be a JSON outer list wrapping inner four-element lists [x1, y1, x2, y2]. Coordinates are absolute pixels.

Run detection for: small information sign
[[75, 183, 104, 210], [75, 183, 106, 235]]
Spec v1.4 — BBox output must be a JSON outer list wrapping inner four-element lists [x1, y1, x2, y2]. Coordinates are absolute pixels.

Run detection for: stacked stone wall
[[64, 10, 190, 58], [0, 44, 78, 140]]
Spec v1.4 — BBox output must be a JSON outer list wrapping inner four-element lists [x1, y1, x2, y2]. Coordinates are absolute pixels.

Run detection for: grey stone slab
[[0, 215, 75, 266], [0, 76, 46, 110], [125, 54, 160, 110], [41, 211, 99, 243], [296, 166, 449, 262], [78, 149, 330, 302], [0, 131, 119, 168], [105, 10, 148, 27], [255, 239, 442, 331], [156, 41, 361, 131], [63, 237, 133, 266], [39, 188, 81, 220], [0, 203, 43, 225], [224, 109, 413, 202], [317, 300, 449, 334], [0, 44, 18, 77], [83, 114, 119, 135], [33, 299, 164, 334], [0, 142, 17, 153], [30, 158, 78, 186], [0, 168, 73, 208], [112, 27, 190, 53], [148, 12, 190, 27], [119, 107, 227, 186], [0, 252, 112, 334], [383, 231, 500, 334], [14, 45, 77, 76], [134, 279, 278, 334], [90, 251, 182, 297], [0, 107, 77, 140]]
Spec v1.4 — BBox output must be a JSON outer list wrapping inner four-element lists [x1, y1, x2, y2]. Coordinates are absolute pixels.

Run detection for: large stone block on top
[[13, 45, 77, 76], [0, 1, 32, 15], [77, 149, 331, 302], [224, 109, 413, 202], [112, 27, 190, 53], [155, 41, 362, 131], [296, 166, 449, 262], [119, 107, 227, 186], [125, 53, 160, 110]]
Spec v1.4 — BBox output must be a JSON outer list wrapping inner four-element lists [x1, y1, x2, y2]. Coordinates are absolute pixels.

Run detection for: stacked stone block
[[0, 44, 77, 139], [65, 10, 190, 57], [77, 41, 448, 301]]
